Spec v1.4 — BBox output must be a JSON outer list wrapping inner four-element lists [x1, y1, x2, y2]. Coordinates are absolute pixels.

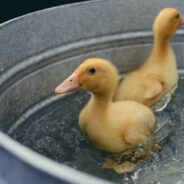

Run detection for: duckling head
[[153, 8, 184, 40], [55, 58, 119, 96]]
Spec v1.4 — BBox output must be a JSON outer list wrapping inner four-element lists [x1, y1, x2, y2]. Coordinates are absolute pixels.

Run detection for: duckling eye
[[176, 14, 180, 19], [88, 68, 96, 74]]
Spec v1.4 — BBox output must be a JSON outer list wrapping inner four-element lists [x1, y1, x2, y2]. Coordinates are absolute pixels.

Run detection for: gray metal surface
[[0, 0, 184, 183]]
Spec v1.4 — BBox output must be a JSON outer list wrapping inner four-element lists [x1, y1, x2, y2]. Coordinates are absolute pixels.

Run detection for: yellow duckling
[[115, 8, 184, 106], [55, 58, 155, 153]]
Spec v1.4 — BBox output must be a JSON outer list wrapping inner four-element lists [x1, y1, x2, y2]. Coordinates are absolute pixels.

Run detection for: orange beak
[[180, 16, 184, 25], [55, 73, 82, 94]]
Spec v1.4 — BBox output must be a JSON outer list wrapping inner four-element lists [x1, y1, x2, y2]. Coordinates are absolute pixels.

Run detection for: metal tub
[[0, 0, 184, 183]]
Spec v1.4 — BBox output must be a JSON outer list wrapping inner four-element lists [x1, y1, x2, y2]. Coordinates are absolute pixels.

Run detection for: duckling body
[[115, 46, 178, 106], [80, 99, 155, 152], [115, 8, 184, 106], [55, 58, 155, 153]]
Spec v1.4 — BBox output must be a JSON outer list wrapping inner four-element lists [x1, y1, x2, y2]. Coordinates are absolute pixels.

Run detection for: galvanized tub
[[0, 0, 184, 183]]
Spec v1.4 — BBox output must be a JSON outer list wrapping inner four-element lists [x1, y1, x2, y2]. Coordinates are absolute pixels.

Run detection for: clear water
[[9, 75, 184, 184]]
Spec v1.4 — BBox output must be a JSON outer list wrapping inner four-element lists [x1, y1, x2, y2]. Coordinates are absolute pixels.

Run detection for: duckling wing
[[144, 78, 163, 99], [124, 127, 148, 145], [123, 111, 155, 145]]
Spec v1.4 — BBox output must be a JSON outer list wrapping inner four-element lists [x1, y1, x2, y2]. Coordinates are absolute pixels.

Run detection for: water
[[9, 75, 184, 184]]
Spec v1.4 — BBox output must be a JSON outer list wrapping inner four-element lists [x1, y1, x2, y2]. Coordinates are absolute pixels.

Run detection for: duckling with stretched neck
[[55, 58, 155, 153], [115, 8, 184, 106]]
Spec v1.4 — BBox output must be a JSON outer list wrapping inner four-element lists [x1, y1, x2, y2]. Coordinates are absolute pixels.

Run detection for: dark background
[[0, 0, 90, 24]]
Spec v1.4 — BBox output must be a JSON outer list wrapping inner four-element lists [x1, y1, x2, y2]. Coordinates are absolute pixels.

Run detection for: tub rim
[[0, 131, 113, 184], [0, 0, 106, 27]]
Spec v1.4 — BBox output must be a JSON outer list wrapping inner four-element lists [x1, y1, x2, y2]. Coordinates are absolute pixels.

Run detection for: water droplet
[[131, 168, 142, 182]]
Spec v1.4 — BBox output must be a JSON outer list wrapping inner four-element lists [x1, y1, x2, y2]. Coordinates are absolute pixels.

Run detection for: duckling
[[115, 8, 184, 106], [55, 58, 155, 153]]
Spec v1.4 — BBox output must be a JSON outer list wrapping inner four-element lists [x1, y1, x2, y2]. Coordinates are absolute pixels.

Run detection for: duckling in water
[[55, 58, 155, 153], [115, 8, 184, 106]]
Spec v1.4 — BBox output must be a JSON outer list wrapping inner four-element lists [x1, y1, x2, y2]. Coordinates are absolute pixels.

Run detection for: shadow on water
[[9, 75, 184, 184]]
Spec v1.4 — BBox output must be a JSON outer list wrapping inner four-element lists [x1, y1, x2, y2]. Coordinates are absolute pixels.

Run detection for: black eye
[[176, 14, 180, 19], [88, 68, 96, 74]]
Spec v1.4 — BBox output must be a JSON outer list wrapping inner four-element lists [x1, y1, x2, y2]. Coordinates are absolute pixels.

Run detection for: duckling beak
[[55, 73, 82, 94], [180, 16, 184, 25]]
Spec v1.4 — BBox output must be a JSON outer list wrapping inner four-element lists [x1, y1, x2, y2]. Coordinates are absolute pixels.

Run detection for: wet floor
[[9, 74, 184, 184]]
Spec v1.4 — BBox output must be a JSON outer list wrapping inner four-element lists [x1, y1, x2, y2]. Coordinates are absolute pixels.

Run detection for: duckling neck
[[91, 92, 113, 110], [153, 33, 172, 57]]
